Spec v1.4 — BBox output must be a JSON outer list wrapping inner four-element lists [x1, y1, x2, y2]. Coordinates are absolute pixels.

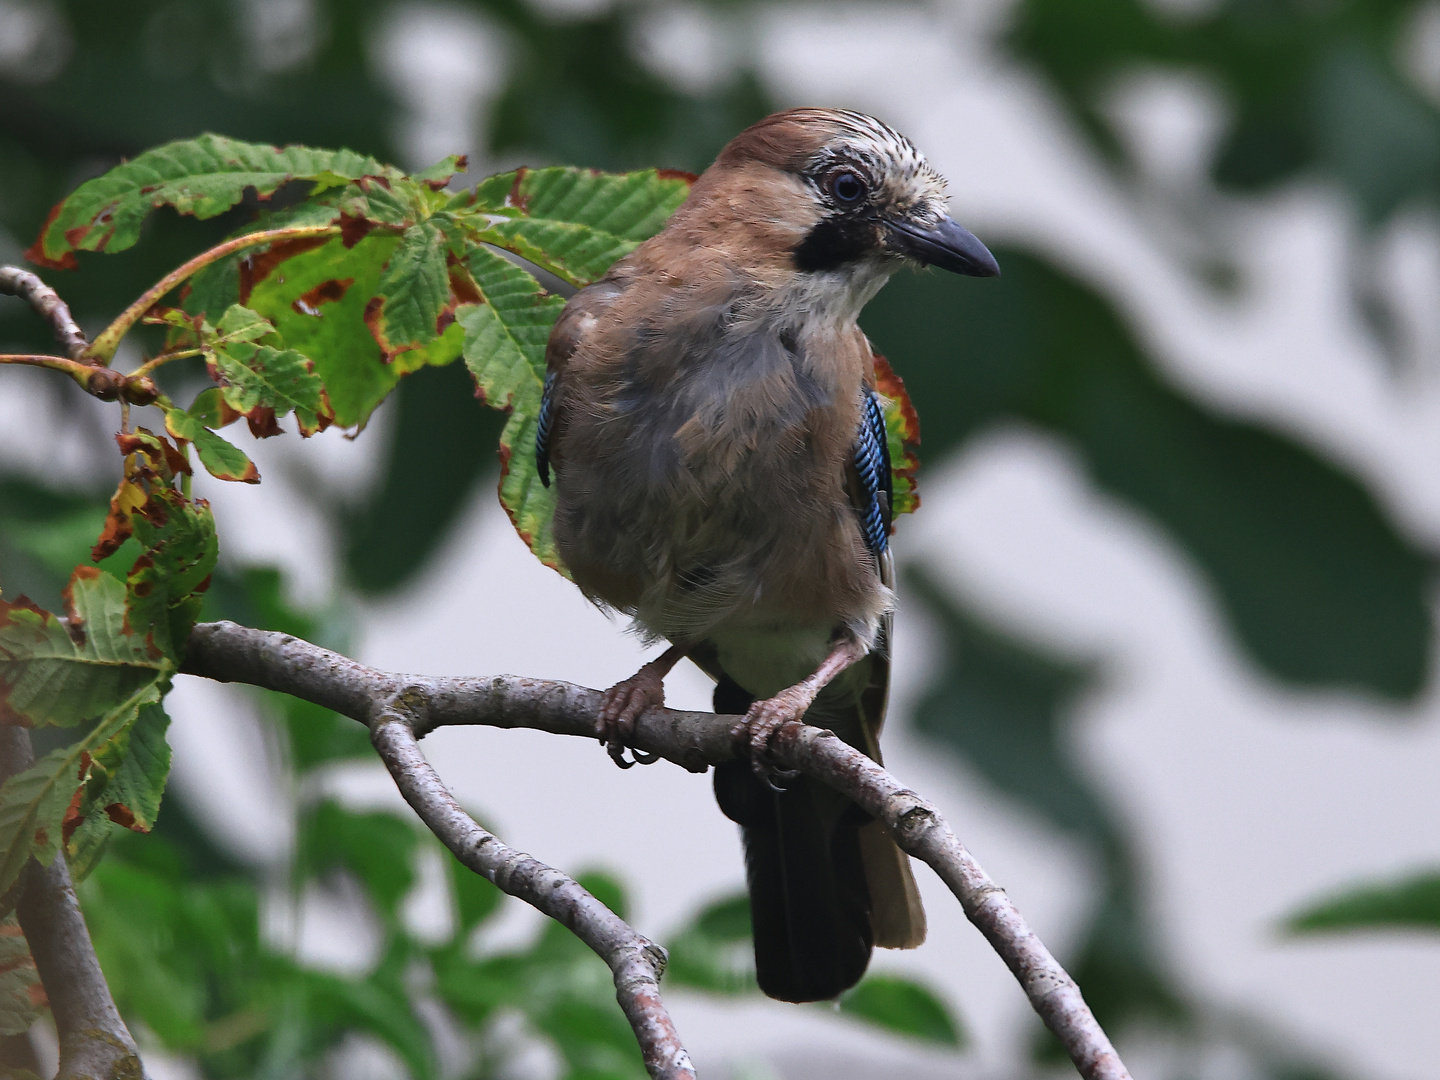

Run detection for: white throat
[[776, 256, 898, 330]]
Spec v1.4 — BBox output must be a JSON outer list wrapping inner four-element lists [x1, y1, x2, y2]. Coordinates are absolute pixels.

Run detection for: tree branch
[[0, 728, 148, 1080], [0, 266, 89, 361], [183, 620, 1134, 1080], [1, 265, 161, 405], [371, 711, 694, 1079], [177, 621, 696, 1079]]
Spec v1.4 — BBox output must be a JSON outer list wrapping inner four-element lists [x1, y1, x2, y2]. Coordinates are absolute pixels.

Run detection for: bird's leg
[[598, 642, 687, 768], [733, 632, 869, 788]]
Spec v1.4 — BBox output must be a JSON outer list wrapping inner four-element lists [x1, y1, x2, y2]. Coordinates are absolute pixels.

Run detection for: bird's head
[[693, 108, 999, 297]]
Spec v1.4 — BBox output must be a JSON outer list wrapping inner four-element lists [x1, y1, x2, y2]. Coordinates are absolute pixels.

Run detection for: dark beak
[[887, 215, 1000, 277]]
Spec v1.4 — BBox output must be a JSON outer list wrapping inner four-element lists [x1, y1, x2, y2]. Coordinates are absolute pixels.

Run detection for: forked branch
[[183, 620, 1133, 1080], [175, 621, 697, 1080]]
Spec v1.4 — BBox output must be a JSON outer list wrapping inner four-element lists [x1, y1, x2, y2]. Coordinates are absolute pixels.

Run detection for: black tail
[[711, 675, 872, 1002]]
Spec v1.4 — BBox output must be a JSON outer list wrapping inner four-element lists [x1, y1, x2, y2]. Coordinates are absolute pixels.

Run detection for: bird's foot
[[597, 663, 668, 769], [731, 686, 815, 791]]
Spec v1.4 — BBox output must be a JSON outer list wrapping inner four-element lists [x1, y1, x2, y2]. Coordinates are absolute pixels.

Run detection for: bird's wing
[[536, 279, 625, 488], [850, 386, 894, 560], [847, 388, 924, 947], [845, 384, 895, 743]]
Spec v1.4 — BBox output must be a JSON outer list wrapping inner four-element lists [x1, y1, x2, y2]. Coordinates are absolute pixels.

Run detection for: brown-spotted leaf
[[28, 134, 396, 266], [0, 568, 164, 729], [165, 407, 260, 483], [207, 341, 328, 436], [0, 682, 161, 900], [368, 219, 452, 356], [458, 243, 568, 575], [0, 915, 43, 1034]]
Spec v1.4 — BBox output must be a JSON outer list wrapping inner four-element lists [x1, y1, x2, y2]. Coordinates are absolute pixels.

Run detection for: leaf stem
[[87, 223, 342, 363], [131, 348, 204, 381]]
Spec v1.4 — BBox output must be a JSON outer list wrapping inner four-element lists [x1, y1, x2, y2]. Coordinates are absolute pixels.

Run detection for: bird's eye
[[830, 171, 865, 203]]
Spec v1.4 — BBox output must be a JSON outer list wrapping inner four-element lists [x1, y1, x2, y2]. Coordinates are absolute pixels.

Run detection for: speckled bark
[[184, 620, 1132, 1080], [0, 266, 90, 360], [184, 622, 696, 1080]]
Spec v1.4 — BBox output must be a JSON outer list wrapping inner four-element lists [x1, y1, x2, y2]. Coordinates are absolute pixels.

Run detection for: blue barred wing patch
[[854, 388, 893, 558], [536, 371, 557, 488]]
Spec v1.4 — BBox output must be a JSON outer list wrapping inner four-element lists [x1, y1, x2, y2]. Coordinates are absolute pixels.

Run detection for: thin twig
[[0, 351, 159, 405], [775, 723, 1130, 1078], [0, 266, 89, 360], [0, 729, 149, 1080], [183, 620, 1134, 1080]]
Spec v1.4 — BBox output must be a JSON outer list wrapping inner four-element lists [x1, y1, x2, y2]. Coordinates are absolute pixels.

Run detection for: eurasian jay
[[536, 108, 999, 1003]]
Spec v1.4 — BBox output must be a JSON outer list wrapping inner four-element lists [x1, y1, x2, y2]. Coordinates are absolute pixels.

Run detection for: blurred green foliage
[[2, 0, 1437, 1075], [1286, 869, 1440, 933], [1010, 0, 1440, 223]]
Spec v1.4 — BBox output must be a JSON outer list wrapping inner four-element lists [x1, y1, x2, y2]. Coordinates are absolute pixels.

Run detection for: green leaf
[[296, 801, 419, 919], [449, 853, 502, 934], [82, 851, 269, 1054], [413, 154, 468, 188], [240, 233, 462, 428], [214, 303, 278, 345], [193, 427, 261, 483], [459, 244, 569, 575], [125, 489, 219, 662], [1285, 870, 1440, 933], [873, 354, 920, 519], [64, 811, 118, 883], [0, 681, 161, 899], [470, 166, 690, 286], [663, 892, 756, 995], [275, 695, 372, 773], [185, 387, 232, 429], [370, 219, 452, 354], [0, 567, 166, 728], [29, 134, 393, 265], [838, 975, 965, 1046], [301, 967, 437, 1080], [164, 408, 260, 483], [183, 254, 242, 324], [0, 915, 42, 1036], [87, 701, 172, 834], [334, 176, 433, 230], [462, 244, 566, 389], [208, 342, 327, 434]]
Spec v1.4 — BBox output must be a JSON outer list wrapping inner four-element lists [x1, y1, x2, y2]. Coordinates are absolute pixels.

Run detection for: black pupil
[[833, 172, 863, 202]]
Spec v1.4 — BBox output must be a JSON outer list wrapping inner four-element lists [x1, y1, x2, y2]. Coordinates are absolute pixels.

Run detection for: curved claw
[[732, 687, 813, 788], [597, 664, 670, 769], [606, 738, 640, 769]]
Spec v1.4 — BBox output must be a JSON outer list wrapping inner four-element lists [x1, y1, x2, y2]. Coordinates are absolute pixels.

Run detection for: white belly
[[711, 623, 850, 699]]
